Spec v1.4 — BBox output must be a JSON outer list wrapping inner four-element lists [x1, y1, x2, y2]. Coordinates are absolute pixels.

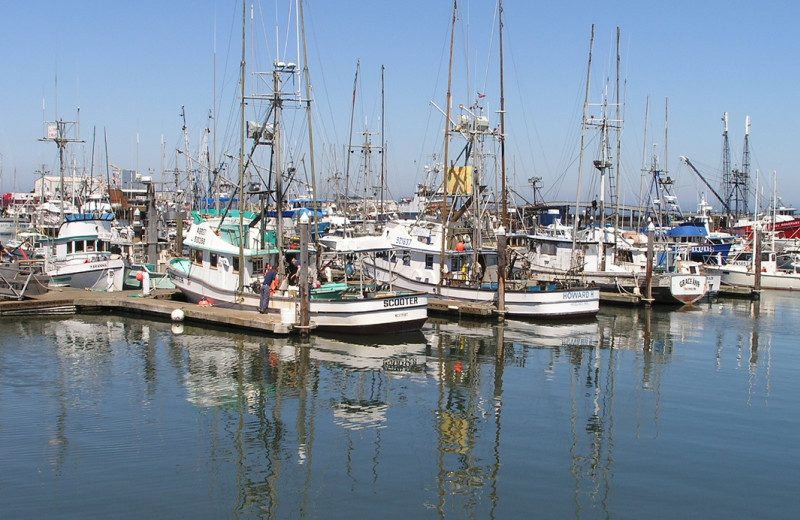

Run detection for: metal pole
[[299, 213, 311, 335]]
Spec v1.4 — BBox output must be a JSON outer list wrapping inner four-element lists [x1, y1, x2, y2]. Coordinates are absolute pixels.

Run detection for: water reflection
[[2, 291, 791, 518]]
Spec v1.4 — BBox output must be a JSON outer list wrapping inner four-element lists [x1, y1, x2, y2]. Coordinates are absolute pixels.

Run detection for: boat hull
[[525, 265, 708, 305], [167, 263, 428, 334], [706, 266, 800, 291], [367, 261, 599, 318], [47, 257, 125, 291]]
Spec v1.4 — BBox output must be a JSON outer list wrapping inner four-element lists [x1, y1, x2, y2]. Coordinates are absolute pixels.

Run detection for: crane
[[679, 156, 732, 217]]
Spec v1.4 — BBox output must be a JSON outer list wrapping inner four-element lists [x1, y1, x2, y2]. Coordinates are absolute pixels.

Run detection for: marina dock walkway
[[0, 288, 294, 335]]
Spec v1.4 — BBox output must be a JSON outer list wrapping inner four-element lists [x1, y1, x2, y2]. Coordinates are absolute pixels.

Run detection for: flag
[[477, 92, 486, 98]]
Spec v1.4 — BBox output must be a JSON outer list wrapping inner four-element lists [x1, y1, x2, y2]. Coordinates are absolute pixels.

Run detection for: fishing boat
[[705, 247, 800, 291], [366, 2, 599, 319], [167, 6, 426, 335], [44, 212, 125, 291], [167, 216, 428, 334], [522, 226, 711, 305]]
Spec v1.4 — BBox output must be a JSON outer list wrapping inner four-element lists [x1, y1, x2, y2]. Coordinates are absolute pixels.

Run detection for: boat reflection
[[19, 294, 778, 518]]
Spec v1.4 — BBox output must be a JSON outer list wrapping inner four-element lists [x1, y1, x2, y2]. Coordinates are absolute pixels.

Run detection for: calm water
[[1, 292, 797, 519]]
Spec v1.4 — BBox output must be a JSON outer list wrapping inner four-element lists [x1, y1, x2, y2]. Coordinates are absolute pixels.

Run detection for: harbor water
[[1, 291, 797, 519]]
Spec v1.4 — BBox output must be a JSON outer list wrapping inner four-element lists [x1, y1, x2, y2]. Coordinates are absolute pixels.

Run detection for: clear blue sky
[[1, 1, 796, 213]]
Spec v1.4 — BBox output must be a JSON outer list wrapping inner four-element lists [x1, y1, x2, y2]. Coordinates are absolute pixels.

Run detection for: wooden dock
[[716, 284, 760, 299], [427, 297, 496, 318], [599, 291, 652, 306], [0, 288, 295, 335]]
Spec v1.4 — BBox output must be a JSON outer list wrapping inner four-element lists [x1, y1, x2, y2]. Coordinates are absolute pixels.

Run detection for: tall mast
[[721, 112, 731, 215], [496, 0, 507, 314], [613, 26, 622, 232], [639, 96, 650, 231], [439, 0, 457, 288], [380, 65, 386, 220], [498, 0, 508, 230], [237, 0, 246, 296], [571, 24, 594, 267], [299, 0, 320, 265], [39, 109, 83, 220], [273, 63, 285, 278], [742, 116, 751, 216], [343, 61, 359, 234]]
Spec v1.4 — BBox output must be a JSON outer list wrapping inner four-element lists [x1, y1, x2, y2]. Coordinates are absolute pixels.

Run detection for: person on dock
[[259, 263, 277, 314], [288, 257, 299, 286]]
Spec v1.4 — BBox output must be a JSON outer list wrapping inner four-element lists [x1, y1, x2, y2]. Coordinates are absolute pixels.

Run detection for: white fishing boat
[[167, 217, 428, 334], [523, 228, 711, 305], [366, 3, 598, 319], [166, 21, 427, 335], [367, 218, 599, 318], [45, 212, 125, 291], [705, 248, 800, 291], [4, 231, 49, 259]]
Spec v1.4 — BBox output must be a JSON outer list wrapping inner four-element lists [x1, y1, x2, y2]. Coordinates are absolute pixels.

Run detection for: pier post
[[496, 225, 506, 321], [145, 177, 158, 266], [298, 213, 311, 335], [753, 228, 762, 291], [645, 220, 654, 302]]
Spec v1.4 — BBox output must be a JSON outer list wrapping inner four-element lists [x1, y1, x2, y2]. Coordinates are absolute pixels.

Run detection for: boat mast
[[39, 108, 83, 223], [272, 63, 286, 278], [571, 24, 594, 270], [613, 27, 622, 233], [497, 0, 507, 314], [499, 0, 508, 231], [439, 0, 457, 288], [343, 61, 359, 237], [380, 65, 386, 220], [299, 0, 320, 268], [237, 0, 246, 297]]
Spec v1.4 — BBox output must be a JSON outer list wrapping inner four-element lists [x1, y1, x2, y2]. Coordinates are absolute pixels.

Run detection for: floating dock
[[427, 297, 496, 318], [599, 291, 652, 306], [716, 284, 760, 299], [0, 288, 295, 335]]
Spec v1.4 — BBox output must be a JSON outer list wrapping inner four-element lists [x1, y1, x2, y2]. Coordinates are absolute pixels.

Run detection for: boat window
[[253, 259, 264, 274], [541, 242, 557, 256], [210, 252, 218, 268], [75, 241, 85, 253], [192, 248, 203, 265], [402, 251, 411, 266], [233, 256, 240, 273], [425, 254, 434, 270]]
